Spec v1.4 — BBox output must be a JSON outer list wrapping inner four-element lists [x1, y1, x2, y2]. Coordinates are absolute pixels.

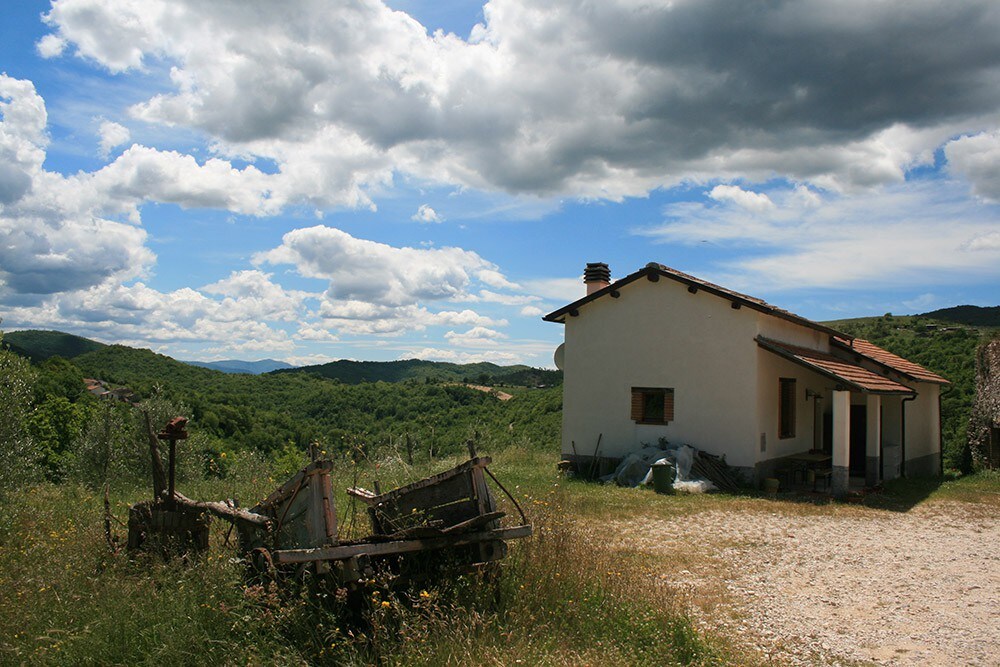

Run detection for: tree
[[0, 335, 39, 495]]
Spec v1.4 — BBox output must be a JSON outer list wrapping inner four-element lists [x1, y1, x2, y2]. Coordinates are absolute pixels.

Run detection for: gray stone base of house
[[905, 452, 941, 477], [866, 456, 880, 487], [831, 465, 850, 498]]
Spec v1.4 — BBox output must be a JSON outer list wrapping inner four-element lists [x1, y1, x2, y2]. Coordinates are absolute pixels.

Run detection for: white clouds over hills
[[2, 1, 999, 363]]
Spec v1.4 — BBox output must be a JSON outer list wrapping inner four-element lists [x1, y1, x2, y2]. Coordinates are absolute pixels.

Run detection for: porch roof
[[831, 337, 950, 385], [756, 337, 916, 395]]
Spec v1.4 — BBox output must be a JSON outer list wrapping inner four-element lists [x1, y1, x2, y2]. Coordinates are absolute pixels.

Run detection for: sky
[[1, 0, 999, 369]]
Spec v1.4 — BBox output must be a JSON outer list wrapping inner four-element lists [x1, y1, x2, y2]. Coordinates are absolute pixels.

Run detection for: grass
[[3, 443, 996, 665], [0, 446, 740, 666]]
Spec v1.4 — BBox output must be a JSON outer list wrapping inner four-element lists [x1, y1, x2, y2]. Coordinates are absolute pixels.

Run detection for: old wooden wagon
[[237, 449, 531, 585], [128, 418, 530, 586]]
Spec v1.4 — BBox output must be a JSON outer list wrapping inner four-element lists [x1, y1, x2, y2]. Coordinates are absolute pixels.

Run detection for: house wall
[[882, 397, 903, 480], [757, 315, 828, 351], [754, 347, 832, 464], [560, 277, 760, 467], [904, 382, 941, 476]]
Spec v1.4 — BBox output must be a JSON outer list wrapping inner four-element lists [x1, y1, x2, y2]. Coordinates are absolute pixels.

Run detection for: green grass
[[8, 441, 995, 666], [0, 447, 739, 666]]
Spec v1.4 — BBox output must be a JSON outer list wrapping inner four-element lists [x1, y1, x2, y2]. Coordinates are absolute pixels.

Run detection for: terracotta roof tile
[[832, 337, 949, 385], [757, 337, 915, 394]]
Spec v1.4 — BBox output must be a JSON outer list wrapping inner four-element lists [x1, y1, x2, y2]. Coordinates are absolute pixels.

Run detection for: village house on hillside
[[544, 262, 948, 497]]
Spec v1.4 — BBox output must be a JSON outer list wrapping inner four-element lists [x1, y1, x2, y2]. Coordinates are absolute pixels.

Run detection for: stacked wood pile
[[690, 451, 742, 493]]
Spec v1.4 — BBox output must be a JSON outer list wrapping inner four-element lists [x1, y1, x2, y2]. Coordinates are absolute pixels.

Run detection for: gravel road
[[607, 502, 999, 666]]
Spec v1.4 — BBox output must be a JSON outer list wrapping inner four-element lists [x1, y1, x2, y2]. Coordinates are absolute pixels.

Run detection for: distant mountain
[[186, 359, 296, 374], [2, 329, 106, 362], [278, 358, 562, 386], [918, 305, 1000, 328]]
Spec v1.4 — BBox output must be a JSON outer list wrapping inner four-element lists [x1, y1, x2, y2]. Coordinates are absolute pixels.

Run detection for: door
[[849, 405, 867, 474]]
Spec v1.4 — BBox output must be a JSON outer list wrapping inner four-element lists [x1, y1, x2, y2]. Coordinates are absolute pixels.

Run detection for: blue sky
[[1, 0, 998, 368]]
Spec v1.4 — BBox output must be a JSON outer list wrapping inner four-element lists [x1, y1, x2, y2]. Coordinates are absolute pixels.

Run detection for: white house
[[544, 262, 948, 496]]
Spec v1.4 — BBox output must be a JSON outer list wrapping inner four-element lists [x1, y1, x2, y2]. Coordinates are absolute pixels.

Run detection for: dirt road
[[607, 501, 999, 666]]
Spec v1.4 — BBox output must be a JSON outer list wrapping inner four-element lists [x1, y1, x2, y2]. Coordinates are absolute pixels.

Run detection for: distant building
[[545, 262, 948, 496]]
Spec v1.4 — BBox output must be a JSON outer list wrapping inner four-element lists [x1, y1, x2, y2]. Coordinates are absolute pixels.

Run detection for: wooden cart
[[237, 453, 531, 585]]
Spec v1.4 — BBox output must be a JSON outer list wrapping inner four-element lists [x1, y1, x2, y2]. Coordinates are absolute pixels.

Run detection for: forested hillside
[[281, 358, 562, 386], [1, 334, 562, 485], [826, 312, 996, 468], [3, 329, 106, 361]]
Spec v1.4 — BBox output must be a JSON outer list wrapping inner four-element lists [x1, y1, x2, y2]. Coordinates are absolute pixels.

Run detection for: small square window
[[631, 387, 674, 424]]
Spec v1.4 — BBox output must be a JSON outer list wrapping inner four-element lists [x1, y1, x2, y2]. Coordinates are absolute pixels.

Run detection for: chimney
[[584, 262, 611, 295]]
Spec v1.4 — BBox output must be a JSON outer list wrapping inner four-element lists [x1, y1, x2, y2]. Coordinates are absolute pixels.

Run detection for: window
[[779, 378, 796, 439], [631, 387, 674, 424]]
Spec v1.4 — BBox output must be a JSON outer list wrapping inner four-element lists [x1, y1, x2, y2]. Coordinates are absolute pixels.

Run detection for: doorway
[[849, 405, 867, 473]]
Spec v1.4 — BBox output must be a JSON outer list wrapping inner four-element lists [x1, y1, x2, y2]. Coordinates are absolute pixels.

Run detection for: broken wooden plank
[[354, 457, 492, 506], [172, 492, 271, 529], [254, 460, 335, 511], [441, 511, 505, 534], [273, 525, 532, 564]]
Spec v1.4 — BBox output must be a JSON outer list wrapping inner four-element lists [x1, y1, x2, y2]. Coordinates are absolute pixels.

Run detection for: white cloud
[[37, 0, 1000, 202], [258, 225, 504, 307], [2, 278, 298, 353], [294, 324, 340, 342], [403, 347, 521, 365], [945, 131, 1000, 202], [963, 231, 1000, 252], [902, 293, 939, 311], [282, 353, 340, 367], [445, 326, 508, 347], [520, 305, 544, 317], [473, 289, 539, 306], [709, 185, 775, 213], [36, 33, 67, 59], [521, 277, 586, 303], [412, 203, 442, 222], [639, 180, 1000, 290], [97, 120, 130, 158]]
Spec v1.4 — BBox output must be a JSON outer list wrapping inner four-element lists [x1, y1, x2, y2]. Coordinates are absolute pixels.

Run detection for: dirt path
[[606, 502, 999, 666]]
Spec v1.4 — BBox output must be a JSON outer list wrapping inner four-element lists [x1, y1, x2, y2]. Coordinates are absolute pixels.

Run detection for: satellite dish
[[554, 343, 565, 371]]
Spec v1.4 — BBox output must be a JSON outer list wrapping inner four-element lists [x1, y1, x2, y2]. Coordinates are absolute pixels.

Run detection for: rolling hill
[[277, 358, 562, 386], [2, 329, 106, 362], [186, 359, 296, 374]]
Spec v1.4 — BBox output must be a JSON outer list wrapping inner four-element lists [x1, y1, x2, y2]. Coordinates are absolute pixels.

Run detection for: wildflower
[[381, 600, 391, 609], [419, 590, 431, 599]]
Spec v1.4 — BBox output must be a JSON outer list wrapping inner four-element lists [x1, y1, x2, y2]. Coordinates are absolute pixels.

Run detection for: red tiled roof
[[831, 337, 949, 385], [757, 337, 915, 394]]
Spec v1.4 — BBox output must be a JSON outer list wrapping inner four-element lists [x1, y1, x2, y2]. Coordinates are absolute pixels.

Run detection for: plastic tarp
[[602, 445, 672, 487], [603, 443, 718, 493]]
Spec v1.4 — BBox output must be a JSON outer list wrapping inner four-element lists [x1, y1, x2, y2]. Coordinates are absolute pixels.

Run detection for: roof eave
[[829, 337, 950, 386], [756, 338, 915, 396], [542, 267, 649, 323], [543, 266, 852, 341]]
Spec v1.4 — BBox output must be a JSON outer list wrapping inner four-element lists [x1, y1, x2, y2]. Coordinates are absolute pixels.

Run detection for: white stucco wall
[[753, 346, 832, 462], [560, 277, 761, 466], [904, 382, 941, 475]]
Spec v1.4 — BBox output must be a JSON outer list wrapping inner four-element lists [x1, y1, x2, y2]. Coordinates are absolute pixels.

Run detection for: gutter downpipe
[[939, 390, 944, 477], [901, 393, 918, 477]]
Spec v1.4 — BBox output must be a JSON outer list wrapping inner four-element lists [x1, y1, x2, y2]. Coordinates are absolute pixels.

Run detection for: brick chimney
[[584, 262, 611, 295]]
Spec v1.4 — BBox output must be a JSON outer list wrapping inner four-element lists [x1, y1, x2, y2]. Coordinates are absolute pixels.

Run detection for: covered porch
[[758, 338, 917, 497]]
